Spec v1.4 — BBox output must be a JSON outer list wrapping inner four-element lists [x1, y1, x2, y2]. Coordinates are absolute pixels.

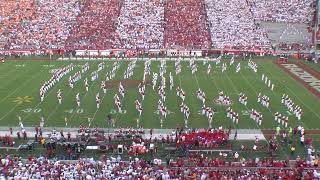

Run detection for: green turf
[[301, 60, 320, 72], [0, 58, 319, 129]]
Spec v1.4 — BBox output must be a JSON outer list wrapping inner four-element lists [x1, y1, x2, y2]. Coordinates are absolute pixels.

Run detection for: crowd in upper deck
[[0, 0, 315, 50]]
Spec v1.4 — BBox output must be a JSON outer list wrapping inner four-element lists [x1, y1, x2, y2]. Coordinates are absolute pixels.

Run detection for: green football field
[[0, 57, 319, 130]]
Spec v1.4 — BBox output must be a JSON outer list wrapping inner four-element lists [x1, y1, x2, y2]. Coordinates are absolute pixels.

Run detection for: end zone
[[275, 62, 320, 97]]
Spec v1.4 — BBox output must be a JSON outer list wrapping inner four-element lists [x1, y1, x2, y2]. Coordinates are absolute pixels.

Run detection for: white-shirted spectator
[[205, 0, 271, 49], [114, 0, 165, 49]]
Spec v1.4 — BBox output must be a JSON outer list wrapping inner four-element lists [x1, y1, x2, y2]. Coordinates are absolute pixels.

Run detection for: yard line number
[[65, 108, 84, 114], [110, 109, 127, 115], [21, 108, 42, 113]]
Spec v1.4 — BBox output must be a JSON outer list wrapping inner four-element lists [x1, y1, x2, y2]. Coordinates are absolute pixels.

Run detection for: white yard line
[[46, 64, 93, 124], [91, 64, 118, 125], [224, 66, 264, 131], [0, 104, 20, 122], [58, 57, 209, 62], [265, 63, 320, 122], [0, 67, 44, 104], [90, 92, 108, 127], [21, 65, 77, 123], [177, 62, 184, 122], [21, 83, 67, 123], [112, 62, 130, 127], [239, 69, 275, 115], [227, 62, 287, 153], [68, 64, 110, 125], [45, 86, 75, 122], [239, 62, 306, 162], [193, 62, 227, 129], [205, 62, 238, 129], [192, 62, 201, 88], [259, 63, 312, 128], [0, 125, 266, 132], [0, 68, 48, 121], [0, 67, 21, 86]]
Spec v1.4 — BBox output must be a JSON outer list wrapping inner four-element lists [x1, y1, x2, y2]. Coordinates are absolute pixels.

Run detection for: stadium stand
[[0, 0, 316, 51], [164, 0, 211, 49], [205, 0, 271, 49], [114, 0, 165, 49], [0, 153, 320, 179], [66, 0, 121, 50], [5, 0, 83, 50], [0, 0, 36, 49], [0, 125, 318, 179], [248, 0, 315, 23], [0, 1, 318, 177], [249, 0, 316, 51]]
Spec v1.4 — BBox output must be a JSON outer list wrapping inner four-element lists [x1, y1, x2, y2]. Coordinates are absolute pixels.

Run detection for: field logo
[[13, 96, 33, 105]]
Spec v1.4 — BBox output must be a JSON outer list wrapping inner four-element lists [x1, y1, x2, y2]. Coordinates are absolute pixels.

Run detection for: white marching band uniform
[[135, 100, 143, 116], [226, 107, 239, 124], [274, 112, 289, 128], [76, 93, 80, 107], [176, 86, 186, 102], [114, 94, 122, 113], [101, 81, 107, 94], [169, 72, 174, 90], [248, 59, 258, 73], [202, 105, 215, 128], [250, 109, 263, 126], [57, 89, 62, 104], [96, 93, 100, 109], [258, 94, 270, 108], [84, 78, 89, 92], [152, 73, 158, 90], [239, 92, 247, 106], [158, 100, 167, 119], [281, 94, 302, 120], [207, 64, 212, 74], [40, 63, 74, 102], [196, 89, 206, 104]]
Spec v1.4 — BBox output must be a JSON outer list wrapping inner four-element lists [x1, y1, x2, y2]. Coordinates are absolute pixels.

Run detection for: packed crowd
[[0, 0, 316, 51], [1, 154, 320, 179], [0, 0, 17, 36], [0, 124, 319, 178], [171, 155, 289, 168], [177, 129, 229, 148], [248, 0, 315, 23], [164, 0, 211, 49], [0, 0, 36, 49], [6, 0, 83, 50], [205, 0, 271, 49], [114, 0, 165, 49], [66, 0, 121, 49]]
